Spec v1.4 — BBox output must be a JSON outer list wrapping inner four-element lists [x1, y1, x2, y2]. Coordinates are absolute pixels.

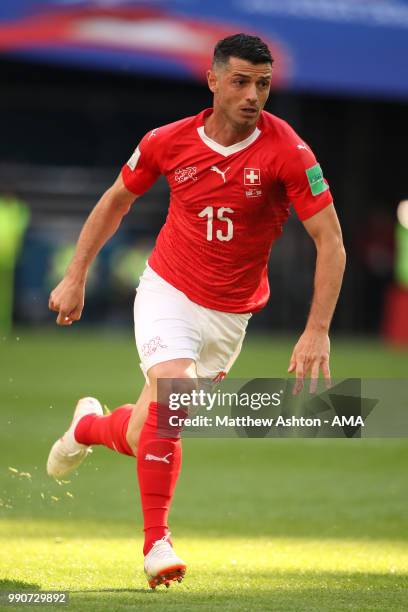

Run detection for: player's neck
[[204, 110, 257, 147]]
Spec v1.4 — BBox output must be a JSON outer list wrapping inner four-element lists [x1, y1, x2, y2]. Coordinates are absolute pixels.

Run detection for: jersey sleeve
[[278, 140, 333, 221], [121, 130, 162, 195]]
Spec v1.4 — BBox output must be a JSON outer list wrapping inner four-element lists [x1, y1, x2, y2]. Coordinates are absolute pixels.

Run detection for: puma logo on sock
[[145, 452, 173, 464]]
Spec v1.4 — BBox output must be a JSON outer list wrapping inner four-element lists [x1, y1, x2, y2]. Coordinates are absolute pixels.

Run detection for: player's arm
[[288, 203, 346, 392], [49, 128, 162, 326], [49, 173, 137, 326]]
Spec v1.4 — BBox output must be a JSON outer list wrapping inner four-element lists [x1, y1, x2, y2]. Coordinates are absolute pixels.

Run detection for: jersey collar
[[196, 109, 262, 157]]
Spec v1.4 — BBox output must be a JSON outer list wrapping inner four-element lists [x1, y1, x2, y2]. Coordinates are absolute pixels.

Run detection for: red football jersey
[[121, 108, 333, 313]]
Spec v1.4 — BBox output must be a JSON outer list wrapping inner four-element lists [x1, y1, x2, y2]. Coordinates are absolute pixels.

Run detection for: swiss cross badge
[[244, 168, 261, 186]]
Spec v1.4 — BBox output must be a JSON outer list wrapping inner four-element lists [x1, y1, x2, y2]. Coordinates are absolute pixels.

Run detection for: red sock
[[74, 404, 134, 456], [137, 402, 183, 555]]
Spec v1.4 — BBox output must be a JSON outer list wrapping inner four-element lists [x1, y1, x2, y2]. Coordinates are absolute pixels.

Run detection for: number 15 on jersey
[[198, 206, 234, 242]]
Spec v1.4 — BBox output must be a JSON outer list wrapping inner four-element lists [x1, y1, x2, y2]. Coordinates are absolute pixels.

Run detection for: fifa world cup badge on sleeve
[[127, 147, 141, 171], [306, 164, 329, 196]]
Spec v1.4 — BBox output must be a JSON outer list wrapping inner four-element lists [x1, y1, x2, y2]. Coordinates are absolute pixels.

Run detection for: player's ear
[[207, 68, 218, 94]]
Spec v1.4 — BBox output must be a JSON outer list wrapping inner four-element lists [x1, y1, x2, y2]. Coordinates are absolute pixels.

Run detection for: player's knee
[[149, 360, 195, 381], [149, 360, 197, 403]]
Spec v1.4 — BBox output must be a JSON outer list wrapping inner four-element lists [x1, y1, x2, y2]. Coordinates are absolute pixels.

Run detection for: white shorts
[[134, 265, 251, 380]]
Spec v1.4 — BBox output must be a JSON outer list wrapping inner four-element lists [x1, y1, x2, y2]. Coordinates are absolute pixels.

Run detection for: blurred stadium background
[[1, 0, 408, 338], [1, 1, 408, 609]]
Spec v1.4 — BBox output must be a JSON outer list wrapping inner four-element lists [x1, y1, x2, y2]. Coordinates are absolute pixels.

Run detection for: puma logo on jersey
[[297, 143, 309, 151], [145, 452, 173, 464], [212, 371, 226, 383], [211, 165, 230, 183]]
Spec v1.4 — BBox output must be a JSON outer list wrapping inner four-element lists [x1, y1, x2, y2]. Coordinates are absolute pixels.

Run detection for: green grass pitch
[[1, 330, 407, 611]]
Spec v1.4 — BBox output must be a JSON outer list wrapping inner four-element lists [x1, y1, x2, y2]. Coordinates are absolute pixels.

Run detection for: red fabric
[[74, 405, 134, 457], [121, 108, 333, 313], [382, 285, 408, 345], [137, 402, 183, 555]]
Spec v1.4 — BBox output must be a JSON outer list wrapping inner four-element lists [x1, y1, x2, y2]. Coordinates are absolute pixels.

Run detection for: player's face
[[209, 57, 272, 130]]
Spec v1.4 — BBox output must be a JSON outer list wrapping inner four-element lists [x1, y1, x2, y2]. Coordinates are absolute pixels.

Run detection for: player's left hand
[[288, 330, 331, 394]]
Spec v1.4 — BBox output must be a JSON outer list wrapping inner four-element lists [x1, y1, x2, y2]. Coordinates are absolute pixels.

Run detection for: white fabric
[[134, 265, 251, 380], [196, 125, 261, 157]]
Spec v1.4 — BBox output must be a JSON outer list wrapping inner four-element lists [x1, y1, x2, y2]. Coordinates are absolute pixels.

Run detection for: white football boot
[[47, 397, 103, 478], [144, 533, 187, 589]]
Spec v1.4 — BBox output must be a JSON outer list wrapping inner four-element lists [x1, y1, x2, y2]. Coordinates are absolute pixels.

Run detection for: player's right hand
[[48, 277, 85, 326]]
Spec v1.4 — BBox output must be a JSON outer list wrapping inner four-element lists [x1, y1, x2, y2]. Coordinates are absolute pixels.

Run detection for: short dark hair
[[213, 33, 273, 68]]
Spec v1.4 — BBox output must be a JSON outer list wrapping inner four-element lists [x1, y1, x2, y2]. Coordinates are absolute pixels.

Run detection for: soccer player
[[47, 34, 346, 588]]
